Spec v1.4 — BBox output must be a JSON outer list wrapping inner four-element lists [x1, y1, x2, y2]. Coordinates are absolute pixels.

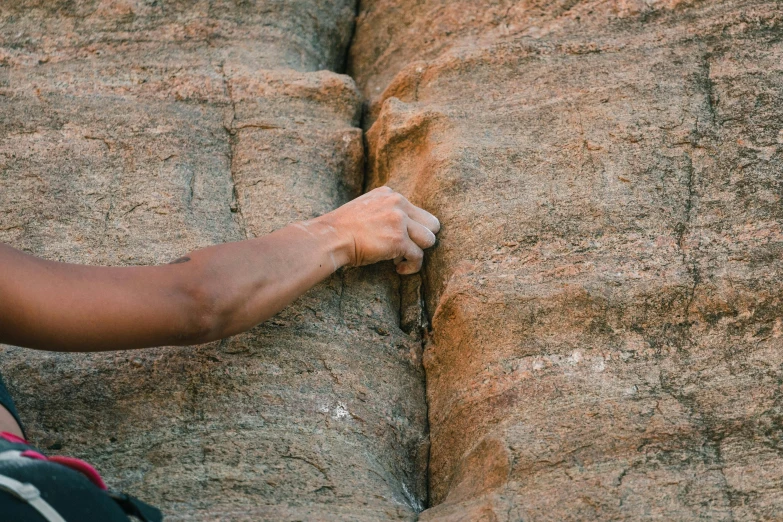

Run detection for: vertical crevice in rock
[[397, 275, 432, 514], [343, 2, 432, 510], [678, 152, 700, 326], [338, 0, 363, 75], [699, 53, 718, 129], [418, 273, 433, 512], [219, 61, 248, 240]]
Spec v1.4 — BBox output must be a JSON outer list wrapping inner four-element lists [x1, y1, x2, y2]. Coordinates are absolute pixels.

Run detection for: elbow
[[177, 273, 228, 345]]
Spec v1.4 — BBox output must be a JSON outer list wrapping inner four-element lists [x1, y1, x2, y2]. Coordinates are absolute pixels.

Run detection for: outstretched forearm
[[180, 219, 352, 344], [0, 187, 439, 352], [0, 220, 349, 352]]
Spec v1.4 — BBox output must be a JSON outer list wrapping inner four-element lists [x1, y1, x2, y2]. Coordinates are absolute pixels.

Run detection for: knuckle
[[389, 192, 405, 205], [389, 208, 406, 224]]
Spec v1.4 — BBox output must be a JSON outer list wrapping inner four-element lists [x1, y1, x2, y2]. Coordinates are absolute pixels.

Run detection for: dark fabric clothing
[[0, 435, 130, 521], [0, 371, 25, 438], [0, 436, 162, 521]]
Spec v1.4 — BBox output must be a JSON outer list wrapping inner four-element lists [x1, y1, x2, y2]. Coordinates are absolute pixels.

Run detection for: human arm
[[0, 187, 439, 352]]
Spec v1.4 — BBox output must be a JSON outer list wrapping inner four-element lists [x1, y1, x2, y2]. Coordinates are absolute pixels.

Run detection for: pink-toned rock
[[354, 0, 783, 519], [3, 0, 783, 519], [0, 1, 427, 519]]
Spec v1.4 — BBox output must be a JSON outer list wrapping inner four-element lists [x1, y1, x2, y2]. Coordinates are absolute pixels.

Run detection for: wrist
[[305, 215, 355, 269]]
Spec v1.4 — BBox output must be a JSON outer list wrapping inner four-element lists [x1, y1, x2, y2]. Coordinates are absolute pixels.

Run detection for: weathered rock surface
[[3, 0, 783, 520], [0, 1, 427, 520], [354, 0, 783, 519]]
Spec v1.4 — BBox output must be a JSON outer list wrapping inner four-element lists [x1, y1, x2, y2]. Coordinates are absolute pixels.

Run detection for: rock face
[[2, 0, 783, 520], [0, 1, 426, 520], [352, 0, 783, 520]]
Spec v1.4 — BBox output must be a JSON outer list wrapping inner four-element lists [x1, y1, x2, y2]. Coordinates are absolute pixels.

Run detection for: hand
[[314, 187, 440, 274]]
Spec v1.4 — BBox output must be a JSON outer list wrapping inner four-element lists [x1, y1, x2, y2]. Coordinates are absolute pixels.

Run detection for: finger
[[407, 219, 437, 250], [403, 200, 440, 234], [396, 239, 424, 275]]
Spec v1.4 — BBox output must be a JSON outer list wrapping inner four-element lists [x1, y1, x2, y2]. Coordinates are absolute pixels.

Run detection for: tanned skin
[[0, 187, 440, 437]]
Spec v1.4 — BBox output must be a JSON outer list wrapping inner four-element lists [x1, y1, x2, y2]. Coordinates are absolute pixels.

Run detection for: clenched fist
[[314, 186, 440, 275]]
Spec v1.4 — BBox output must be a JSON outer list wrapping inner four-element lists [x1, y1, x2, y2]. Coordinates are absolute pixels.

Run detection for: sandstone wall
[[0, 1, 427, 519], [353, 0, 783, 520], [2, 0, 783, 520]]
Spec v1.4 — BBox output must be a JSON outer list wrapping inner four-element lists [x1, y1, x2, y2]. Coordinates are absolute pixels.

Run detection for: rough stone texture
[[0, 1, 427, 520], [354, 0, 783, 520], [4, 0, 783, 520]]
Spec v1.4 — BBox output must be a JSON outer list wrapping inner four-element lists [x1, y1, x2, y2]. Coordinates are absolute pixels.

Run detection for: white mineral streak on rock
[[332, 402, 350, 420]]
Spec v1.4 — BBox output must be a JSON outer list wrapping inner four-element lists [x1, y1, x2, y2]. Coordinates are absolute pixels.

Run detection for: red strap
[[20, 449, 47, 461], [0, 431, 27, 444], [46, 456, 108, 491], [1, 431, 109, 491]]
